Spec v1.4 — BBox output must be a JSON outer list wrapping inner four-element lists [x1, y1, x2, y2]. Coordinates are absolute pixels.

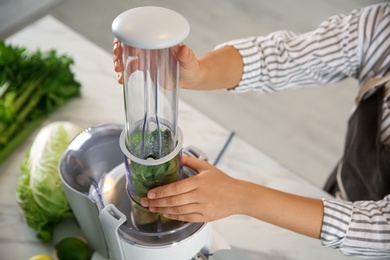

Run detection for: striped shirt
[[218, 3, 390, 257]]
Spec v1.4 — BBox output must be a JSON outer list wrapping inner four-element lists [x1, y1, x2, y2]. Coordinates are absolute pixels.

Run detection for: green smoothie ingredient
[[16, 122, 82, 243], [0, 40, 81, 164], [128, 128, 180, 200], [55, 237, 90, 260]]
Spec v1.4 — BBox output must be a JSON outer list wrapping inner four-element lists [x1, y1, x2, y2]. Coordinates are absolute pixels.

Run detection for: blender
[[59, 6, 212, 260], [114, 6, 186, 233]]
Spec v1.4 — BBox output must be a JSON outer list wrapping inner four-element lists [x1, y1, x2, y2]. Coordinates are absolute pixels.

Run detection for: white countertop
[[0, 16, 363, 260]]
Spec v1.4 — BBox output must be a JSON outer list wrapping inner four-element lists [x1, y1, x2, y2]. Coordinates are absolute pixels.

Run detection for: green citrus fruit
[[55, 237, 90, 260]]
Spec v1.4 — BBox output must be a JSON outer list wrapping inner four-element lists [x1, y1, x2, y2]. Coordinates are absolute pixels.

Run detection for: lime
[[55, 237, 90, 260], [29, 255, 54, 260]]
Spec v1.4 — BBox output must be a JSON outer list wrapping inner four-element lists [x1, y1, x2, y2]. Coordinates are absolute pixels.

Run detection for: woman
[[113, 3, 390, 257]]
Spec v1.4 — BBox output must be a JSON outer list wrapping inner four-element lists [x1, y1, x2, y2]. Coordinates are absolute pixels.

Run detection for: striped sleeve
[[217, 3, 390, 93], [216, 5, 366, 93], [321, 195, 390, 257], [357, 3, 390, 84]]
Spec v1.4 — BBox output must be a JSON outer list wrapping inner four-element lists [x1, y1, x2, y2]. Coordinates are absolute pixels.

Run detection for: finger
[[182, 155, 209, 172], [149, 202, 199, 215], [144, 189, 198, 208], [147, 177, 197, 199], [113, 38, 123, 56], [114, 58, 123, 72], [114, 58, 124, 84], [177, 44, 192, 64], [129, 58, 139, 74], [163, 212, 206, 222], [177, 45, 198, 71], [120, 58, 139, 85], [117, 72, 123, 84]]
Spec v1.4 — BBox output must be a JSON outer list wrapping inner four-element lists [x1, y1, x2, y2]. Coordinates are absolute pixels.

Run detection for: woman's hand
[[175, 44, 202, 89], [140, 154, 324, 239], [140, 155, 247, 222], [112, 38, 201, 88], [113, 38, 124, 84]]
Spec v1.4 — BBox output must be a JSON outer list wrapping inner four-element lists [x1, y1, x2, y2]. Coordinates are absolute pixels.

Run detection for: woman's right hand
[[112, 38, 201, 89], [140, 155, 246, 222]]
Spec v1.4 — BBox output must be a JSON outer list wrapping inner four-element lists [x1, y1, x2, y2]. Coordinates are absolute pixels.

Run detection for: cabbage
[[16, 121, 82, 243]]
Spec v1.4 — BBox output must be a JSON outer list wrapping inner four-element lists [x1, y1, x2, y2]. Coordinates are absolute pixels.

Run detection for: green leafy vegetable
[[130, 154, 180, 200], [127, 128, 182, 229], [127, 128, 180, 200], [130, 156, 183, 230], [128, 128, 174, 159], [0, 40, 81, 164], [16, 121, 82, 243]]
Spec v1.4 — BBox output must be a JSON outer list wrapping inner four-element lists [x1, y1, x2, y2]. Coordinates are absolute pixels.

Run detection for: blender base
[[59, 124, 233, 260], [99, 162, 212, 260]]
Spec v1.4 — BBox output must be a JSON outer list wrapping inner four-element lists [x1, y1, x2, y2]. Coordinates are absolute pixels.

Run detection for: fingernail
[[149, 207, 156, 212], [148, 192, 156, 199], [140, 199, 148, 207]]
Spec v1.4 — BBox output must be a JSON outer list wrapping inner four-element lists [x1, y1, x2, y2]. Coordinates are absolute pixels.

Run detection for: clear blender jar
[[113, 6, 190, 232]]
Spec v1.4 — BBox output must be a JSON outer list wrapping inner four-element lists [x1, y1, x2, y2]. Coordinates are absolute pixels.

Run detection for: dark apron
[[324, 84, 390, 202]]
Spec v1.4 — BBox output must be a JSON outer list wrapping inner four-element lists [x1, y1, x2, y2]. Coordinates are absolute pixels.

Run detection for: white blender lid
[[112, 6, 190, 49]]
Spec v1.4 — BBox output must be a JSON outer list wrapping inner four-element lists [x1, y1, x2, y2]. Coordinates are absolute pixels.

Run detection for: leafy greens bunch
[[0, 40, 81, 164], [128, 128, 181, 200], [127, 128, 182, 228]]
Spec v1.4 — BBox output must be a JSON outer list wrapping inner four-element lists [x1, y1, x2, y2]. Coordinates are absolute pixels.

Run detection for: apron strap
[[325, 71, 390, 200], [356, 72, 390, 104]]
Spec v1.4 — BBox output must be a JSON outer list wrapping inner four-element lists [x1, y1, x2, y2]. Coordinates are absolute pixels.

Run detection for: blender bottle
[[112, 6, 190, 232]]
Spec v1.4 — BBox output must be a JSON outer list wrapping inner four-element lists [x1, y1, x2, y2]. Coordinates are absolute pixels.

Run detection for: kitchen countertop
[[0, 16, 366, 260]]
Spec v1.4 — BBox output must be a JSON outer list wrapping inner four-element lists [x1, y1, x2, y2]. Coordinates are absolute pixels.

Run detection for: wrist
[[233, 180, 261, 216], [200, 46, 243, 90]]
